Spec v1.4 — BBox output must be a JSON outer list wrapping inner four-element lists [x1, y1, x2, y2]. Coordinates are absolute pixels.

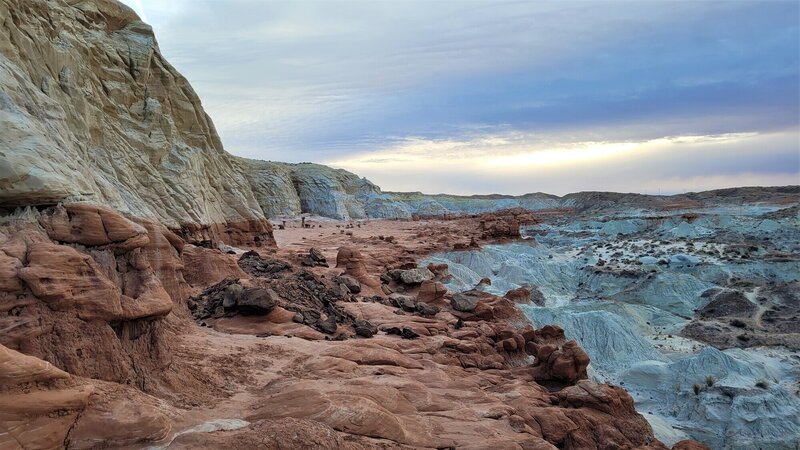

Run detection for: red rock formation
[[336, 246, 379, 288], [18, 241, 127, 321], [181, 244, 247, 288], [505, 286, 533, 304], [417, 279, 447, 303], [1, 204, 710, 450], [526, 325, 590, 384], [0, 204, 182, 386], [479, 207, 540, 240], [39, 203, 149, 250], [176, 218, 276, 249], [0, 344, 170, 450], [672, 440, 712, 450], [426, 262, 451, 280], [134, 219, 190, 303]]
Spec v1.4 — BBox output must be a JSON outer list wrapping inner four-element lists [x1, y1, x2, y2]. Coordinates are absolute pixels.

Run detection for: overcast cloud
[[120, 0, 799, 195]]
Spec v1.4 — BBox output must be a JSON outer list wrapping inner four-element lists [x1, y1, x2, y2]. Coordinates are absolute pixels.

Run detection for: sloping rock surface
[[0, 0, 409, 232]]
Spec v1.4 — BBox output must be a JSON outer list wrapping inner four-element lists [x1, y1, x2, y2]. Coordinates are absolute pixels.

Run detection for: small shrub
[[755, 380, 769, 389], [706, 375, 716, 387], [693, 384, 703, 395], [730, 319, 747, 328]]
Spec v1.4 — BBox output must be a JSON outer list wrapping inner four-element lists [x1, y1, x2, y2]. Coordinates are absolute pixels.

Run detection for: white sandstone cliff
[[0, 0, 409, 231]]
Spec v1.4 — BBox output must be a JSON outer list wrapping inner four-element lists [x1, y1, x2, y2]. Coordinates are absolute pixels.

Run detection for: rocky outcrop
[[336, 246, 379, 288], [388, 187, 800, 216], [527, 325, 591, 385], [0, 205, 182, 386], [0, 0, 263, 231], [417, 279, 447, 303], [0, 203, 198, 449], [0, 343, 172, 450], [479, 207, 540, 239], [0, 0, 411, 249], [237, 159, 413, 220]]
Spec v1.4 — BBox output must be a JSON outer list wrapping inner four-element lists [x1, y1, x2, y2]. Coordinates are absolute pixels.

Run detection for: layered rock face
[[237, 159, 412, 220], [0, 0, 263, 229], [0, 203, 193, 449], [387, 186, 800, 217], [0, 0, 409, 246], [1, 204, 182, 383]]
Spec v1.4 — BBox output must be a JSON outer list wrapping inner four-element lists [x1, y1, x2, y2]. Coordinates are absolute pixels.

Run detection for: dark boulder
[[238, 250, 291, 277], [223, 283, 243, 308], [335, 275, 361, 294], [237, 288, 280, 315], [354, 320, 378, 338], [301, 247, 329, 267], [317, 316, 338, 334], [385, 326, 420, 339], [451, 291, 481, 312], [416, 303, 440, 317], [389, 294, 417, 312]]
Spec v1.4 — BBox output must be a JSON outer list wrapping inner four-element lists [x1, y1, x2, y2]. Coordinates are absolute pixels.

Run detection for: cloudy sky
[[120, 0, 799, 195]]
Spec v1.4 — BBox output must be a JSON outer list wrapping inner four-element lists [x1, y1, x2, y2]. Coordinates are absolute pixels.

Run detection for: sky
[[120, 0, 799, 195]]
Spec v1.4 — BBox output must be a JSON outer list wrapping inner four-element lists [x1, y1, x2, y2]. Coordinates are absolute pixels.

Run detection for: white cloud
[[328, 129, 799, 195], [112, 0, 798, 194]]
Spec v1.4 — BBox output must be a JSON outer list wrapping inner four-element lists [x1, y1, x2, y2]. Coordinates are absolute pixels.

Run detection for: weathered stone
[[309, 248, 327, 263], [417, 280, 447, 303], [504, 287, 531, 304], [398, 268, 434, 285], [17, 242, 124, 322], [0, 251, 23, 293], [223, 283, 244, 308], [354, 320, 378, 338], [236, 288, 280, 315], [238, 250, 291, 277], [317, 316, 338, 334], [451, 292, 481, 312], [416, 303, 440, 317], [301, 247, 330, 267], [336, 247, 378, 287], [389, 294, 417, 312], [336, 275, 362, 294], [385, 327, 420, 339]]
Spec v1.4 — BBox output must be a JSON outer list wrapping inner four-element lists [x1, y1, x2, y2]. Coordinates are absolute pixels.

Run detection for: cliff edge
[[0, 0, 410, 248]]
